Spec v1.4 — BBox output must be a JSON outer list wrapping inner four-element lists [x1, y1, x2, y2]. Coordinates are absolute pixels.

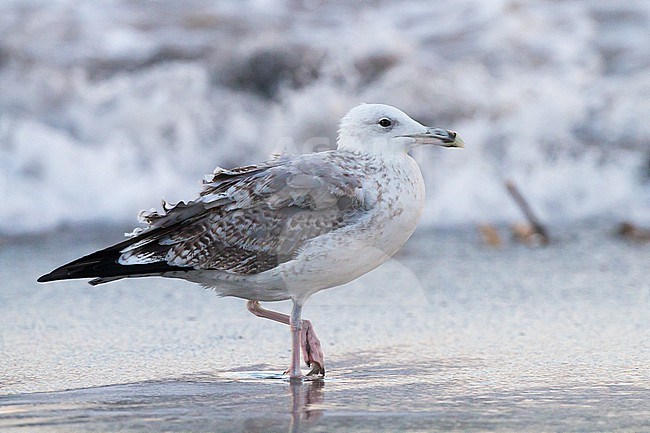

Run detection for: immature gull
[[38, 104, 464, 379]]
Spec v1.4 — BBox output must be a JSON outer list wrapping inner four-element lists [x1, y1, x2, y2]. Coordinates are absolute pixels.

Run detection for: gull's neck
[[337, 138, 409, 158]]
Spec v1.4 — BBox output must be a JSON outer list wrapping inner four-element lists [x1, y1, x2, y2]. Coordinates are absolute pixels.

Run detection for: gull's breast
[[280, 155, 426, 301]]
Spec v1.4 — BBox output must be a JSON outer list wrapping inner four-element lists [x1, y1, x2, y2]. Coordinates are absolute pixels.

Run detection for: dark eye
[[378, 118, 392, 128]]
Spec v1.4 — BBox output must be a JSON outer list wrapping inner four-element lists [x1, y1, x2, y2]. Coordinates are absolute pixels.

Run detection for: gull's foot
[[306, 361, 324, 377], [282, 319, 325, 377], [301, 319, 325, 376]]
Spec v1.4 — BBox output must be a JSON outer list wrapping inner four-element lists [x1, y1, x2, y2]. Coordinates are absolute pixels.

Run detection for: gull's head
[[337, 103, 464, 155]]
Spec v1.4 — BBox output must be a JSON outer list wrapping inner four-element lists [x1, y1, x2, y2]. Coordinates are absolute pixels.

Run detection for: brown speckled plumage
[[118, 151, 377, 275]]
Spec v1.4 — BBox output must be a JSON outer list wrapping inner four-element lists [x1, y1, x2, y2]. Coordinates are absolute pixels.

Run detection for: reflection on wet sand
[[288, 379, 325, 433], [0, 359, 648, 433]]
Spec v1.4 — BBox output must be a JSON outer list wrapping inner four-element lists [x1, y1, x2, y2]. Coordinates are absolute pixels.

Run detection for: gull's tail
[[37, 234, 189, 286]]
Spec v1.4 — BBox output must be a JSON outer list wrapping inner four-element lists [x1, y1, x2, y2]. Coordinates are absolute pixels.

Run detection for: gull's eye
[[378, 118, 392, 128]]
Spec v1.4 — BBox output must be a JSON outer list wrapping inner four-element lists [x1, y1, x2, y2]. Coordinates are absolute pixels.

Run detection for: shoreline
[[1, 220, 648, 431]]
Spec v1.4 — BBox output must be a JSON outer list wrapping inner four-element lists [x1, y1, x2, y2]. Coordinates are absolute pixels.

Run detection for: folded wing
[[38, 152, 371, 285]]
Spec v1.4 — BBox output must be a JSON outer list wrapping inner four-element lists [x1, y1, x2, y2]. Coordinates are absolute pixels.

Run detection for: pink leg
[[289, 302, 302, 379], [300, 319, 324, 376], [246, 300, 325, 376]]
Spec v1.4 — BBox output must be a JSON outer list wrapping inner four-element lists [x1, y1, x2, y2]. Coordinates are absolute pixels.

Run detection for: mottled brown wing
[[118, 151, 372, 275]]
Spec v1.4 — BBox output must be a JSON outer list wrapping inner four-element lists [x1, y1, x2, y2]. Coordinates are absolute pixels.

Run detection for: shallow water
[[1, 368, 647, 433], [1, 222, 648, 431]]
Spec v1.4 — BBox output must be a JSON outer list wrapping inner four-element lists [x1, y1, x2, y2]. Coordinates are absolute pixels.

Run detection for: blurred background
[[0, 0, 649, 235], [1, 4, 649, 429]]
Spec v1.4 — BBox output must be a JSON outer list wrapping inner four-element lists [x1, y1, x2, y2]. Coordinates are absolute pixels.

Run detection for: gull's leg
[[289, 301, 303, 379], [246, 300, 290, 324], [246, 300, 325, 376], [301, 320, 325, 376]]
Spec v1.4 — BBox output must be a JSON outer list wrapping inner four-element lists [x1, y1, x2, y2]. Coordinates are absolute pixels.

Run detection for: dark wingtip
[[37, 269, 68, 283], [36, 225, 192, 285]]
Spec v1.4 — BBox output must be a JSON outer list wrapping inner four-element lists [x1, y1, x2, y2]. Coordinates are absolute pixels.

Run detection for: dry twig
[[505, 180, 550, 245]]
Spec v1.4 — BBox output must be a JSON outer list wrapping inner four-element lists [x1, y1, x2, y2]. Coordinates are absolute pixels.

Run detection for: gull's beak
[[402, 128, 465, 148]]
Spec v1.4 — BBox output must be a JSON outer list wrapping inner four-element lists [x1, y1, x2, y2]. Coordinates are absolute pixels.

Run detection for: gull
[[38, 104, 464, 380]]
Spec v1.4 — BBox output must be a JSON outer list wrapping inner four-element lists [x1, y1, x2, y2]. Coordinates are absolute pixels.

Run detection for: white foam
[[1, 0, 649, 234]]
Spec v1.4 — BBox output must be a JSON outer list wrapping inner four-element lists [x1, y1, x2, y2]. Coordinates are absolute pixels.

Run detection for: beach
[[1, 222, 648, 432], [2, 0, 650, 430]]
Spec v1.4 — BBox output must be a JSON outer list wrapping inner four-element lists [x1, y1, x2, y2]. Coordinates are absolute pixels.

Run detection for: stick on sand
[[505, 180, 550, 245]]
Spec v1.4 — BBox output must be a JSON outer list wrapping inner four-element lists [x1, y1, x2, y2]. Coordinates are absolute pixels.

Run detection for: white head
[[337, 103, 464, 155]]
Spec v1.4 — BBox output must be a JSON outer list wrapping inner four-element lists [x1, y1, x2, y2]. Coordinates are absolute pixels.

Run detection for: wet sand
[[1, 222, 648, 432]]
